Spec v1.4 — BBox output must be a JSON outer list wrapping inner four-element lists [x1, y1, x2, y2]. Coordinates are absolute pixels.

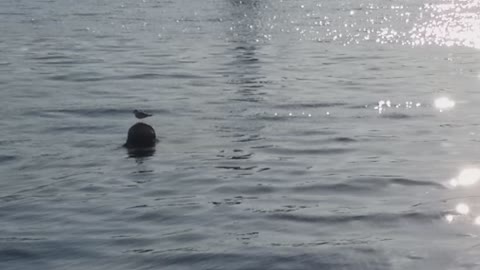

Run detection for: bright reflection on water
[[277, 0, 480, 48], [449, 168, 480, 187], [446, 168, 480, 226], [373, 99, 422, 114], [474, 216, 480, 225], [456, 203, 470, 215], [445, 214, 455, 223], [434, 97, 456, 112], [376, 0, 480, 48], [271, 96, 449, 116], [410, 1, 480, 48]]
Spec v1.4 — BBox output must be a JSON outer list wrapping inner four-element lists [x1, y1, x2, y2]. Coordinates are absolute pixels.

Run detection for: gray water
[[2, 0, 480, 269]]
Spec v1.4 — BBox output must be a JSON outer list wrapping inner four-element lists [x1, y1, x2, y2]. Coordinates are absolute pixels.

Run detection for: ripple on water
[[270, 211, 443, 226], [379, 112, 412, 119], [293, 177, 444, 194], [211, 184, 276, 195], [262, 147, 355, 155], [48, 72, 107, 82], [137, 249, 390, 270], [0, 155, 17, 164], [275, 102, 349, 109], [330, 137, 357, 143], [2, 0, 479, 268]]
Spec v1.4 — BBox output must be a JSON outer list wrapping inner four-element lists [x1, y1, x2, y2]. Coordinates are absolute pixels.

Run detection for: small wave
[[0, 155, 16, 163], [78, 185, 109, 193], [226, 78, 272, 85], [293, 183, 374, 193], [388, 178, 443, 187], [358, 177, 444, 188], [0, 248, 38, 260], [212, 184, 276, 194], [294, 130, 338, 136], [48, 72, 107, 82], [256, 115, 291, 121], [31, 55, 71, 61], [331, 137, 357, 143], [0, 194, 23, 203], [233, 45, 256, 51], [228, 97, 263, 103], [0, 12, 26, 16], [250, 145, 274, 149], [348, 104, 371, 109], [380, 113, 411, 119], [71, 12, 108, 17], [216, 165, 257, 171], [48, 72, 173, 82], [143, 250, 389, 269], [126, 204, 149, 209], [47, 125, 114, 133], [129, 248, 154, 254], [125, 73, 164, 80], [275, 102, 348, 109], [263, 147, 354, 155], [0, 237, 45, 242], [293, 177, 443, 194], [234, 135, 264, 143], [217, 152, 253, 160], [270, 211, 442, 225]]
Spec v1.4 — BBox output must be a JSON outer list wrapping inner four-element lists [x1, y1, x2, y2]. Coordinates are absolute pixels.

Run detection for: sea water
[[1, 0, 480, 269]]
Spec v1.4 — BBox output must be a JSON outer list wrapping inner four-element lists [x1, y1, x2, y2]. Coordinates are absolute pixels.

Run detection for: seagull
[[133, 109, 152, 119]]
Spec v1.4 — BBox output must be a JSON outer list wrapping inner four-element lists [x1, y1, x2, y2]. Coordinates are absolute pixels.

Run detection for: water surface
[[2, 0, 480, 269]]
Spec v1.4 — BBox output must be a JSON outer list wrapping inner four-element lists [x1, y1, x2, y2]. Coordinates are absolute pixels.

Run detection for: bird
[[133, 109, 152, 119]]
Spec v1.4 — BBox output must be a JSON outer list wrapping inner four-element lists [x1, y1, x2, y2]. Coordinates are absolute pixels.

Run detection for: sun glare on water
[[434, 97, 455, 112], [446, 168, 480, 225], [456, 203, 470, 215], [449, 168, 480, 187]]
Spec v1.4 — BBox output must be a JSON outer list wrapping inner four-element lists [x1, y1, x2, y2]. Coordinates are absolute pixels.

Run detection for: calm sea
[[2, 0, 480, 269]]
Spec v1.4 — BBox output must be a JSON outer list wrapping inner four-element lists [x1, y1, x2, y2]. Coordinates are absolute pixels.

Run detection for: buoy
[[124, 122, 157, 149]]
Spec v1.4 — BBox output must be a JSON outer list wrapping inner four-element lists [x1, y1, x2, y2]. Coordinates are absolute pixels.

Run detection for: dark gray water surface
[[2, 0, 480, 269]]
